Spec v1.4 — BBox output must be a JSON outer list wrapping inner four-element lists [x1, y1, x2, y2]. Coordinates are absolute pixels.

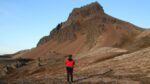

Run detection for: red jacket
[[65, 59, 75, 67]]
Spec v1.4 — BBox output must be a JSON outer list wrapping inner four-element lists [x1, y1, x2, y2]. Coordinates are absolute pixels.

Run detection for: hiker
[[65, 55, 75, 82]]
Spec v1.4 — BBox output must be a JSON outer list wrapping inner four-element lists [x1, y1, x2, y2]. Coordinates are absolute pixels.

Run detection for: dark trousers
[[66, 67, 73, 82]]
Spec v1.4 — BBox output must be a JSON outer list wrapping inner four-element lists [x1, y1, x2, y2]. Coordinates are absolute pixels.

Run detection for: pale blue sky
[[0, 0, 150, 55]]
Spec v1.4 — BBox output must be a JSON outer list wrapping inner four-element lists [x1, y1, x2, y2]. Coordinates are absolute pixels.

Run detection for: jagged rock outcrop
[[67, 2, 104, 22]]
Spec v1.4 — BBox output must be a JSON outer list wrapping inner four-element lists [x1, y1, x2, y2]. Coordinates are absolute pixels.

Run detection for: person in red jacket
[[65, 54, 75, 82]]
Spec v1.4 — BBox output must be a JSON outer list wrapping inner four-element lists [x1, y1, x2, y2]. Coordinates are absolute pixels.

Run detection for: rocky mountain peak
[[68, 2, 104, 21]]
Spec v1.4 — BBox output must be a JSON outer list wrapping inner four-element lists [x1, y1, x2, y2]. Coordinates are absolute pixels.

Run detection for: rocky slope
[[1, 2, 150, 84]]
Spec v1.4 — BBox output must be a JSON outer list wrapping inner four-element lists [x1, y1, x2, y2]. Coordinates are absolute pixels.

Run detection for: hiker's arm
[[65, 60, 67, 65]]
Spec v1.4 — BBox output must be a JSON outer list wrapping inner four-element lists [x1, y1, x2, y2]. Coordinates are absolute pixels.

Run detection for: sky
[[0, 0, 150, 55]]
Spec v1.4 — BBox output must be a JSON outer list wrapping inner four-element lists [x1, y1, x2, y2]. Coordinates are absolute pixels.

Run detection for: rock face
[[67, 2, 104, 22]]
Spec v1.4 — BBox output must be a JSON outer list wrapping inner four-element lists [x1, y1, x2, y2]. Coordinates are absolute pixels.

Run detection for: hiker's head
[[68, 54, 72, 60]]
